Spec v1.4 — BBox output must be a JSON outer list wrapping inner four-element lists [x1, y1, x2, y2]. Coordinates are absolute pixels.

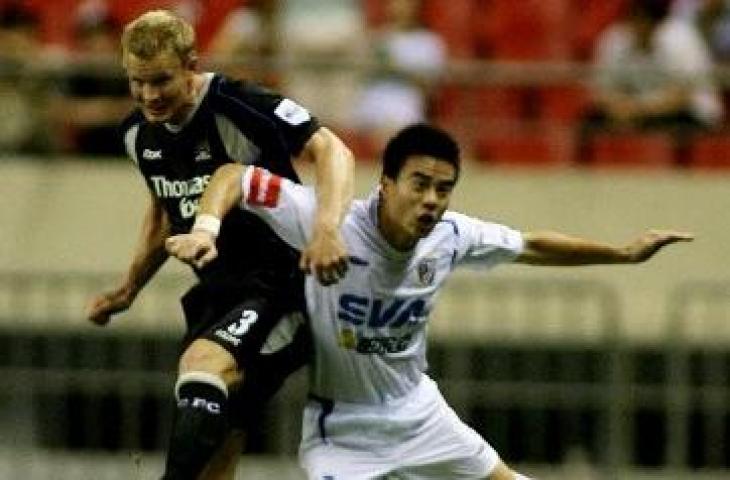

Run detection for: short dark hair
[[382, 123, 460, 180]]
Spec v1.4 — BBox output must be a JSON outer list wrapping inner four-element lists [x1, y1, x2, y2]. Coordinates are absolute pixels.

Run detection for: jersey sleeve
[[239, 166, 316, 250], [270, 96, 321, 155], [221, 79, 321, 156], [446, 211, 524, 269]]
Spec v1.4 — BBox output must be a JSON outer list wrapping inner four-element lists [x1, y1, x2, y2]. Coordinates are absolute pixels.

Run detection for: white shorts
[[298, 376, 500, 480]]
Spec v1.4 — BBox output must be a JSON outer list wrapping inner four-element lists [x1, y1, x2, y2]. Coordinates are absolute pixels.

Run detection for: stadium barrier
[[1, 271, 729, 478]]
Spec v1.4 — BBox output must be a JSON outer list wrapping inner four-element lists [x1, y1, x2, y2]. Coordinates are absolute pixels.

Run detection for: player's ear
[[379, 174, 391, 192], [379, 175, 396, 202]]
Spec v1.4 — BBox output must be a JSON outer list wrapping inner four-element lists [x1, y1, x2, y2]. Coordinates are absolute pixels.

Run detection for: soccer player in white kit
[[166, 124, 693, 480]]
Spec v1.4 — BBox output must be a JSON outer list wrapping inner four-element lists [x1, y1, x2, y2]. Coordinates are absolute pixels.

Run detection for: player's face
[[124, 50, 195, 124], [380, 155, 457, 249]]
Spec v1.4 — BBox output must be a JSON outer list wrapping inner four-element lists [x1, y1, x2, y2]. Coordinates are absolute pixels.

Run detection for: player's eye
[[410, 175, 430, 188], [151, 76, 171, 87], [412, 179, 428, 191], [436, 183, 454, 195]]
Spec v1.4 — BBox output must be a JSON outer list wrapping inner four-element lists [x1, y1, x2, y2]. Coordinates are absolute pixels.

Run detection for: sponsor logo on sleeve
[[274, 98, 311, 125]]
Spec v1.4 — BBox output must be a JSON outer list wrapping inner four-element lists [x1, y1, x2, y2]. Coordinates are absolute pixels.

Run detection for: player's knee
[[179, 339, 241, 386]]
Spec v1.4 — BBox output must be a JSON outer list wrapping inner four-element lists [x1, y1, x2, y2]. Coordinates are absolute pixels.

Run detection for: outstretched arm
[[515, 230, 694, 266], [295, 127, 354, 285], [85, 192, 170, 325]]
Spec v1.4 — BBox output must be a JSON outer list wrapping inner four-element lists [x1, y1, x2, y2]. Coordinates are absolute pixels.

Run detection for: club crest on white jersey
[[417, 257, 437, 286]]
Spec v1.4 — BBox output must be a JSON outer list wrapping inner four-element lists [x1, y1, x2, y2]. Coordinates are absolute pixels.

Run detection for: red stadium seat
[[473, 126, 575, 168], [472, 0, 572, 60], [571, 0, 630, 59], [23, 0, 77, 46], [587, 133, 676, 169], [20, 0, 241, 50], [422, 0, 476, 57], [433, 85, 528, 129], [472, 86, 529, 121], [687, 134, 730, 170], [431, 84, 462, 131], [538, 85, 590, 124]]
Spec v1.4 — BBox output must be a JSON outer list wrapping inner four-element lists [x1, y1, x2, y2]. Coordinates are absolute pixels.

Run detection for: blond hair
[[121, 10, 196, 65]]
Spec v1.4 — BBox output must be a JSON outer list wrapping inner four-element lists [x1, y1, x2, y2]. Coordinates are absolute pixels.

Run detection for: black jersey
[[120, 73, 320, 290]]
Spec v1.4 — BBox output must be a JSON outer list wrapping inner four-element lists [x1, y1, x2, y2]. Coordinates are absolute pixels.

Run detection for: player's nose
[[421, 187, 439, 207], [141, 83, 161, 102]]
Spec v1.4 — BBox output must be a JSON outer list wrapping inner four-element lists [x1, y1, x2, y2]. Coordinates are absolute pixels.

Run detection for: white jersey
[[240, 166, 524, 404]]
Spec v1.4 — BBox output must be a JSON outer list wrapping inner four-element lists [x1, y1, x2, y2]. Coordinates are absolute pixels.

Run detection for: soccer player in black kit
[[84, 10, 354, 480]]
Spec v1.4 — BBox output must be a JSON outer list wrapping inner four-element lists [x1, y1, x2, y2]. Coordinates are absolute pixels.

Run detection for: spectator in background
[[278, 0, 366, 127], [583, 0, 723, 134], [352, 0, 446, 144], [0, 2, 52, 154], [49, 4, 132, 157], [205, 0, 279, 85], [675, 0, 730, 63]]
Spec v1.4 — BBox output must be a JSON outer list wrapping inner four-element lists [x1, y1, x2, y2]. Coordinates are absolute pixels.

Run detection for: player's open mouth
[[417, 214, 435, 229], [145, 103, 168, 115]]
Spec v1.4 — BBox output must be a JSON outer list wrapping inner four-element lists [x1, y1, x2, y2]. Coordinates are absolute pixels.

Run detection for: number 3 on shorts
[[227, 310, 258, 337]]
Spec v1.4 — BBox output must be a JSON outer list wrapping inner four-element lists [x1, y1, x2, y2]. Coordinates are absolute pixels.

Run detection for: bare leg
[[485, 461, 532, 480], [199, 430, 246, 480], [178, 339, 243, 386]]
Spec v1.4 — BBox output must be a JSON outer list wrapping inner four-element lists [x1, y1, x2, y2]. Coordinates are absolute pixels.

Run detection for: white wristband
[[193, 214, 221, 237]]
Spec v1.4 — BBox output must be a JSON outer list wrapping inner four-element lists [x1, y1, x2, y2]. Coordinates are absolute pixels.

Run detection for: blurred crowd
[[2, 0, 730, 166]]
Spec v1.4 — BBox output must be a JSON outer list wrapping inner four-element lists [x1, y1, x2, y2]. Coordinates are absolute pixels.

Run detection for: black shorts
[[227, 321, 310, 428], [180, 278, 310, 428]]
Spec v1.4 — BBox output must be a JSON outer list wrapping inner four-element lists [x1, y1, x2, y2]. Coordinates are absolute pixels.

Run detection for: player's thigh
[[178, 339, 241, 386], [397, 459, 496, 480], [199, 430, 245, 480], [300, 441, 392, 480], [396, 388, 500, 479], [226, 313, 310, 429], [199, 294, 294, 370]]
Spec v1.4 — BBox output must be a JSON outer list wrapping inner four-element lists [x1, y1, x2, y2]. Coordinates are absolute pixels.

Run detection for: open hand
[[624, 230, 694, 263], [299, 225, 348, 286], [85, 287, 134, 326]]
